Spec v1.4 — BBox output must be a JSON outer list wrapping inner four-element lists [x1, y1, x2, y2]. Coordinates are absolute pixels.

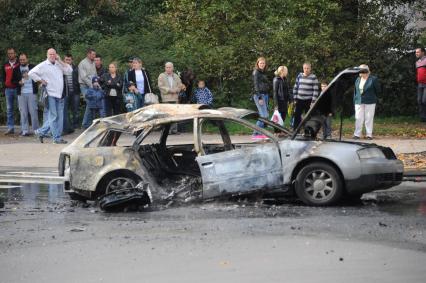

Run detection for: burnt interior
[[137, 121, 201, 189]]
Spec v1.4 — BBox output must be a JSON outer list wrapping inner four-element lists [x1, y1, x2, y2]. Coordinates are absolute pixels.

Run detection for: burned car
[[59, 67, 403, 206]]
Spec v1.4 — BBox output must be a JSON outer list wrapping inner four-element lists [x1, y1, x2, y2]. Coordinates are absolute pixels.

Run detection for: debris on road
[[98, 183, 152, 212], [69, 227, 86, 232]]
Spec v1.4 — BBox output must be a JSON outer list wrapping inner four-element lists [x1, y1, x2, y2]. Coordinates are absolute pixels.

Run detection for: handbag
[[39, 85, 49, 109], [271, 110, 284, 126], [144, 92, 159, 105], [143, 70, 159, 105]]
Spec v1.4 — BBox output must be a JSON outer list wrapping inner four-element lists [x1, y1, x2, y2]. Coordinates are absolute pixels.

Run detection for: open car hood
[[291, 67, 368, 139]]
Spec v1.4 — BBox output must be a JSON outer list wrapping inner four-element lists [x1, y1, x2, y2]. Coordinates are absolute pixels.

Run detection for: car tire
[[104, 175, 138, 194], [295, 162, 343, 206]]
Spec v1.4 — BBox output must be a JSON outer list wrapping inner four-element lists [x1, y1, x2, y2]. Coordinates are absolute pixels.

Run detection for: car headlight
[[357, 147, 385, 159]]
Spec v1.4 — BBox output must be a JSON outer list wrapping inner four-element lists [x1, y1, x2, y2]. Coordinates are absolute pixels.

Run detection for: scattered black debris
[[69, 227, 86, 232], [379, 222, 388, 227], [98, 183, 151, 212]]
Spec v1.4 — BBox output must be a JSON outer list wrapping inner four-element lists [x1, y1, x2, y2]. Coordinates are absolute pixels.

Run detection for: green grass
[[202, 115, 426, 138], [339, 116, 426, 138]]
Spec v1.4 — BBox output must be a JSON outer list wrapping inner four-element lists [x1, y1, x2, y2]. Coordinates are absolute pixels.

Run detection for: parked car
[[59, 67, 403, 206]]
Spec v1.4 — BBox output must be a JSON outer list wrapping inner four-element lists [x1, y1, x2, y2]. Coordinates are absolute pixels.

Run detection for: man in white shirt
[[29, 48, 72, 144]]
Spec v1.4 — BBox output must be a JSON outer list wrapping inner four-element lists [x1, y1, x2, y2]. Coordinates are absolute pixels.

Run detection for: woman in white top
[[124, 57, 152, 109]]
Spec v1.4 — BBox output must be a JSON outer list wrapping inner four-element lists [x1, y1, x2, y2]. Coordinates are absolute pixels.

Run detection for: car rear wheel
[[105, 176, 137, 194], [295, 162, 343, 206]]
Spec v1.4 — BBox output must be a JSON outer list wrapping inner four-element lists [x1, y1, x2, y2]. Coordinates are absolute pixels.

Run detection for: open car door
[[292, 67, 368, 140]]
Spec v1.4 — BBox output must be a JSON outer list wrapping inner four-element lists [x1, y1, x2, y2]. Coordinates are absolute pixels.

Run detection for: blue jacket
[[192, 87, 213, 106], [86, 87, 105, 109], [354, 75, 381, 105]]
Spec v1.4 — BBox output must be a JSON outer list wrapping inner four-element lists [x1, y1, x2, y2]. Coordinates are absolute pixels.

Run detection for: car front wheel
[[295, 162, 343, 206]]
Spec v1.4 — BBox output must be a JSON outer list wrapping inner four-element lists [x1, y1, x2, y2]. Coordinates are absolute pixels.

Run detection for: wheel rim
[[303, 169, 336, 202], [106, 177, 135, 194]]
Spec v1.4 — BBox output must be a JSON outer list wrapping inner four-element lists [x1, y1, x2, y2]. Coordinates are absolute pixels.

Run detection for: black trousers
[[276, 99, 288, 122], [293, 99, 311, 129]]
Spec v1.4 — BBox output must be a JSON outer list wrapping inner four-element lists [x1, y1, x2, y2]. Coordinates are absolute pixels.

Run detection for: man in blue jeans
[[78, 48, 97, 129], [1, 48, 20, 135], [29, 48, 72, 144]]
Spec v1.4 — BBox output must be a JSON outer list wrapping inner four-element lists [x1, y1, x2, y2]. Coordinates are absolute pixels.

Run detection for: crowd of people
[[0, 47, 213, 143], [1, 47, 425, 143], [252, 48, 426, 140]]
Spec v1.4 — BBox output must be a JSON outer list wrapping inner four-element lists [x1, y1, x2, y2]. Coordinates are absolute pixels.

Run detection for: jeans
[[81, 86, 93, 129], [90, 108, 106, 120], [37, 96, 64, 142], [323, 114, 332, 139], [253, 93, 269, 129], [293, 99, 312, 129], [418, 83, 426, 120], [136, 93, 145, 109], [64, 93, 81, 131], [18, 92, 39, 134], [5, 88, 17, 130]]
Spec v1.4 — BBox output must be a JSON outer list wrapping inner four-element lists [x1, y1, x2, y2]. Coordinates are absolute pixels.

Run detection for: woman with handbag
[[124, 57, 153, 109], [273, 65, 292, 124], [101, 62, 123, 116]]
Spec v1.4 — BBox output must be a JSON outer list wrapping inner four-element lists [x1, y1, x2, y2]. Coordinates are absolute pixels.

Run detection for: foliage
[[0, 0, 424, 124]]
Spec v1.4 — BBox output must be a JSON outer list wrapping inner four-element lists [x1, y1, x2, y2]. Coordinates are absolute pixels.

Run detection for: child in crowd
[[192, 79, 213, 107], [85, 76, 106, 119], [123, 81, 139, 112], [321, 81, 332, 139]]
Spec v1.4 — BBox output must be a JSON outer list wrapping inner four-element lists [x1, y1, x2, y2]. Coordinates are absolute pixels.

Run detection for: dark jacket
[[125, 69, 152, 94], [85, 87, 105, 109], [354, 75, 381, 105], [11, 64, 38, 95], [273, 76, 292, 106], [70, 64, 80, 95], [253, 69, 270, 96], [101, 73, 123, 97], [62, 64, 80, 98]]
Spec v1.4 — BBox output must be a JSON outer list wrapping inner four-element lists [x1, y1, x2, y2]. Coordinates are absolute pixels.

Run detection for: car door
[[195, 117, 284, 199]]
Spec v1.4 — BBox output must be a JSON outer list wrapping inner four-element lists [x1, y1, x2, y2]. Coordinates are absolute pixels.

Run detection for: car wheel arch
[[95, 169, 142, 198], [291, 157, 346, 192]]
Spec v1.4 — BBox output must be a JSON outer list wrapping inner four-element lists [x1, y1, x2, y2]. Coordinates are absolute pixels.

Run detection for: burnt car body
[[59, 68, 403, 206]]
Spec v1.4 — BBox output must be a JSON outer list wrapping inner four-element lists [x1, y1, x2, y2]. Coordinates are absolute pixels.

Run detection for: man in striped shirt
[[292, 62, 319, 129]]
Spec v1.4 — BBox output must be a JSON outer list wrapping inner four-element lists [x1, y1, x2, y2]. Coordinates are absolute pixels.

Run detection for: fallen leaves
[[397, 152, 426, 169]]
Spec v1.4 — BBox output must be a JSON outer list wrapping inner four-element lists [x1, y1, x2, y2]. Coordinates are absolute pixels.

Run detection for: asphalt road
[[0, 181, 425, 283]]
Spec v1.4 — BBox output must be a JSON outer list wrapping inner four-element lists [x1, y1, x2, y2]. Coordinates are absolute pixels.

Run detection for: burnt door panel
[[196, 143, 283, 199]]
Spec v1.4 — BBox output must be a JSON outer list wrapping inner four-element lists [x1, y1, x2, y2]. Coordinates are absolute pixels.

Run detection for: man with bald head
[[29, 48, 72, 144], [158, 62, 183, 103], [158, 61, 183, 133]]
